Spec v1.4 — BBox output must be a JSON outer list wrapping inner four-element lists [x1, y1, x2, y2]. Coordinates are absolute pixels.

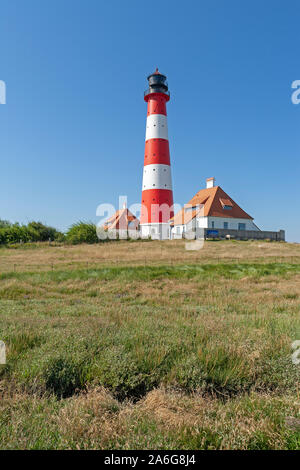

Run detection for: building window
[[220, 198, 233, 210], [211, 221, 215, 228], [176, 227, 180, 234], [185, 206, 197, 212], [238, 223, 246, 230], [224, 222, 228, 229]]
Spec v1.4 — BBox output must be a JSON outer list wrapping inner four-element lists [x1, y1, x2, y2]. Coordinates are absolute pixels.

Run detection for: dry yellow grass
[[52, 387, 300, 449], [0, 239, 299, 272], [0, 240, 299, 449]]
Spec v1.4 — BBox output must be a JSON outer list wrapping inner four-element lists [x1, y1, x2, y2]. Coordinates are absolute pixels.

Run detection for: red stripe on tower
[[140, 68, 174, 240]]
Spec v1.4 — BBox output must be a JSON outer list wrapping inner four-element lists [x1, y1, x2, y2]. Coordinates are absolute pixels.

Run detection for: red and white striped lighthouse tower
[[140, 69, 174, 239]]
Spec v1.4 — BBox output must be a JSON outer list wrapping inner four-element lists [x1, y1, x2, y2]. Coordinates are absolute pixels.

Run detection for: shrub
[[54, 231, 66, 243], [0, 219, 11, 228], [93, 348, 160, 400], [0, 221, 64, 245], [1, 224, 29, 244], [66, 222, 99, 244], [44, 357, 86, 398], [27, 221, 60, 242]]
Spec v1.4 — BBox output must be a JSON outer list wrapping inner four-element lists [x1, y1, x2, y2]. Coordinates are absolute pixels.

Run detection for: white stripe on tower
[[145, 114, 169, 141], [142, 164, 172, 190]]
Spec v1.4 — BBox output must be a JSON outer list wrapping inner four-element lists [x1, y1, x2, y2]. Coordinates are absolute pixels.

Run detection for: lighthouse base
[[140, 223, 171, 240]]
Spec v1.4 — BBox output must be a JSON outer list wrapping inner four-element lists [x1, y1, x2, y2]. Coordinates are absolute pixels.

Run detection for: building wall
[[196, 217, 208, 228], [171, 216, 259, 237], [205, 216, 259, 231], [202, 228, 285, 241], [170, 226, 285, 241], [141, 223, 170, 240], [171, 224, 184, 238]]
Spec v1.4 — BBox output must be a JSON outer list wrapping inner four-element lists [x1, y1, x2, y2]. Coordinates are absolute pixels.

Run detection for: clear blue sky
[[1, 0, 299, 241]]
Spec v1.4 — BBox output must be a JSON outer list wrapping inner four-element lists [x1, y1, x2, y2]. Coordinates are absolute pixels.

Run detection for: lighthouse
[[140, 69, 174, 240]]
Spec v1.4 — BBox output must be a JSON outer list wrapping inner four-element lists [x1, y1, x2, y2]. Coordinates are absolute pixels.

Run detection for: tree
[[0, 219, 11, 228], [66, 222, 98, 244]]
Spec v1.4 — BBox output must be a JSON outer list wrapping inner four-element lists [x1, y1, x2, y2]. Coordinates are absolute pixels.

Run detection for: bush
[[0, 220, 64, 245], [27, 221, 60, 242], [44, 357, 86, 398], [0, 224, 29, 244], [54, 231, 66, 243], [0, 219, 11, 228], [66, 222, 99, 244]]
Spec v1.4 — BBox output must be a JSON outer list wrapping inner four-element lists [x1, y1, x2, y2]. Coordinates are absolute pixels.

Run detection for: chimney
[[206, 177, 215, 189]]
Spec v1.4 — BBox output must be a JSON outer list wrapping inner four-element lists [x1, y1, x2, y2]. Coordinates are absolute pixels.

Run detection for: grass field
[[0, 239, 299, 449]]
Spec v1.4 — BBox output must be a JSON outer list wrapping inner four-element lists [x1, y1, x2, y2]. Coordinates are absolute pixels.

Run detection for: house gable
[[171, 185, 253, 226], [103, 208, 140, 231]]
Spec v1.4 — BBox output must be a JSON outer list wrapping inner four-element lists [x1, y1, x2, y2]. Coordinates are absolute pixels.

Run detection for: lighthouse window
[[153, 184, 155, 186]]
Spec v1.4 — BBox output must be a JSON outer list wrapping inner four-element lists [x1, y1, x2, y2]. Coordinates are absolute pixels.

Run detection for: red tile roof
[[102, 208, 139, 231], [171, 186, 252, 226], [219, 198, 233, 208]]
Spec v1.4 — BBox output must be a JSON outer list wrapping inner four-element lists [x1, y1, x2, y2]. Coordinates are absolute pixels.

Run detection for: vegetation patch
[[0, 240, 299, 448]]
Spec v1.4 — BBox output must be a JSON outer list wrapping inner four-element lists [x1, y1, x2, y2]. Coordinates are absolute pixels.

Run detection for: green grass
[[1, 261, 300, 283], [0, 244, 300, 449]]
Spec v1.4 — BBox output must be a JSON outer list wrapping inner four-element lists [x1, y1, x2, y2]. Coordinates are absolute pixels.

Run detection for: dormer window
[[184, 205, 197, 213], [220, 198, 233, 210]]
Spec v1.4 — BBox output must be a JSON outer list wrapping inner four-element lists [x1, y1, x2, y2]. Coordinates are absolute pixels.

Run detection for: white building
[[170, 177, 260, 238]]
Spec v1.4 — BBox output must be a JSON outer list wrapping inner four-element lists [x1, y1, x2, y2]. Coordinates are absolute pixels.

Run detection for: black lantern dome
[[144, 68, 170, 99]]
